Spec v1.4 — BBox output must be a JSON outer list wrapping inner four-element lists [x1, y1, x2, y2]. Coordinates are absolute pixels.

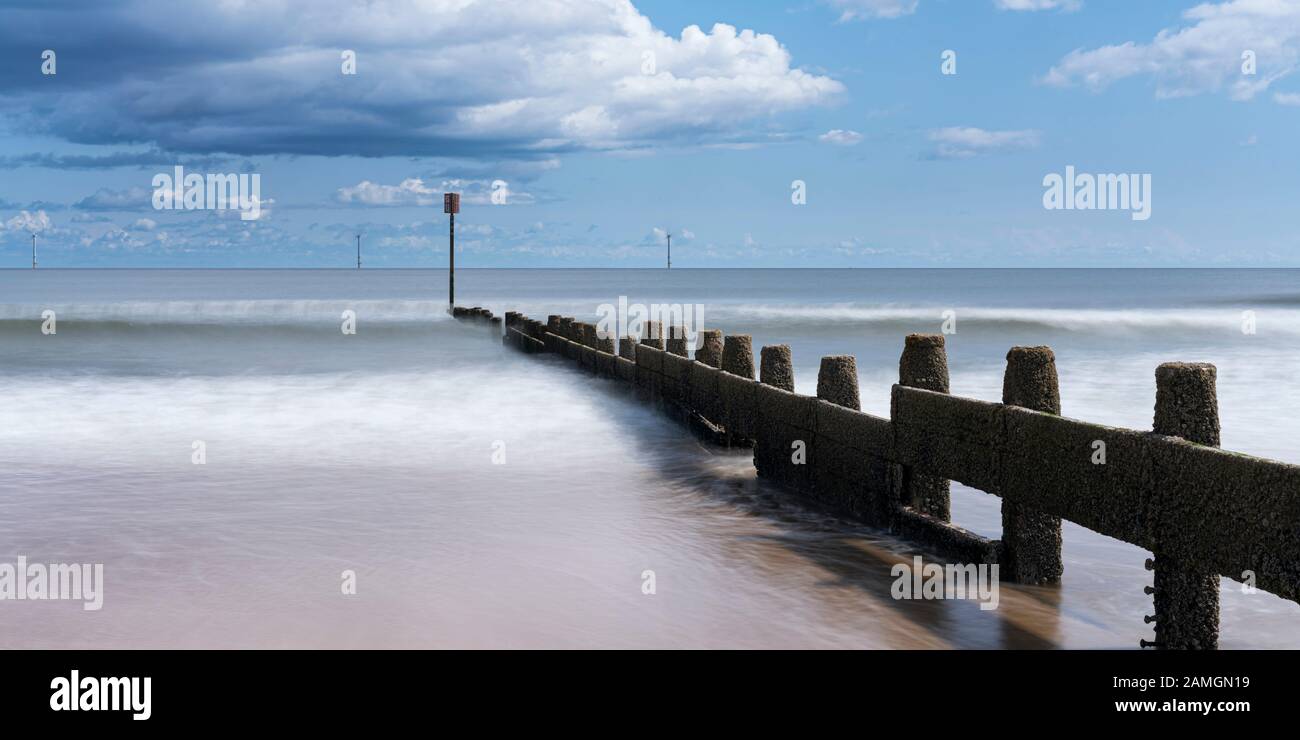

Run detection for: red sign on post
[[443, 193, 460, 214]]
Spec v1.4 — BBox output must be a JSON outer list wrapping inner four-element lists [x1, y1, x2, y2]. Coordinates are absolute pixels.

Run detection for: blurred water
[[0, 268, 1296, 648]]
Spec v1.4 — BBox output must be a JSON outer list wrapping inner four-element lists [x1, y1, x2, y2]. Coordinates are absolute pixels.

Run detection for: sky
[[0, 0, 1298, 268]]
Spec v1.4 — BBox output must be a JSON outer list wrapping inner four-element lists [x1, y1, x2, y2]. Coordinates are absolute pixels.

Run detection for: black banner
[[0, 649, 1284, 727]]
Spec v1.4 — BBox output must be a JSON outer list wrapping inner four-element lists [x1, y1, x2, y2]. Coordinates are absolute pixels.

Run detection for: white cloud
[[4, 210, 52, 233], [336, 179, 439, 207], [819, 129, 864, 145], [1042, 0, 1300, 100], [1274, 91, 1300, 104], [995, 0, 1082, 10], [927, 127, 1041, 158], [824, 0, 919, 20], [650, 226, 693, 243], [130, 218, 158, 231], [336, 177, 535, 207]]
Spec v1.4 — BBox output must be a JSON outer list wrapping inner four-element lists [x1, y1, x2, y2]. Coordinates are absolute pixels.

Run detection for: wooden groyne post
[[1000, 347, 1064, 585], [1147, 362, 1222, 650], [817, 356, 860, 411], [696, 330, 723, 368], [666, 325, 689, 357], [898, 335, 951, 521], [760, 345, 794, 392]]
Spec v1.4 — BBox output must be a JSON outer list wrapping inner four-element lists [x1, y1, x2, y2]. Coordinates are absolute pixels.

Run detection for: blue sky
[[1, 0, 1298, 267]]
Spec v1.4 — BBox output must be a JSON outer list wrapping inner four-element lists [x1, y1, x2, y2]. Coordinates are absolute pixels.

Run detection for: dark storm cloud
[[0, 0, 841, 159], [0, 150, 236, 170]]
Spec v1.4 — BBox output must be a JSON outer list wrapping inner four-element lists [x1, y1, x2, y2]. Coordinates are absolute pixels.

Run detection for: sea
[[1, 268, 1297, 648]]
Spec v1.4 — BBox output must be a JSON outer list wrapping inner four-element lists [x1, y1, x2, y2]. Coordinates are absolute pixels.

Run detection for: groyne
[[476, 307, 1300, 649]]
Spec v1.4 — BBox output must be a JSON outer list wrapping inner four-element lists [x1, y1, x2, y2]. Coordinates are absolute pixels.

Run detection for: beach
[[2, 267, 1298, 648]]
